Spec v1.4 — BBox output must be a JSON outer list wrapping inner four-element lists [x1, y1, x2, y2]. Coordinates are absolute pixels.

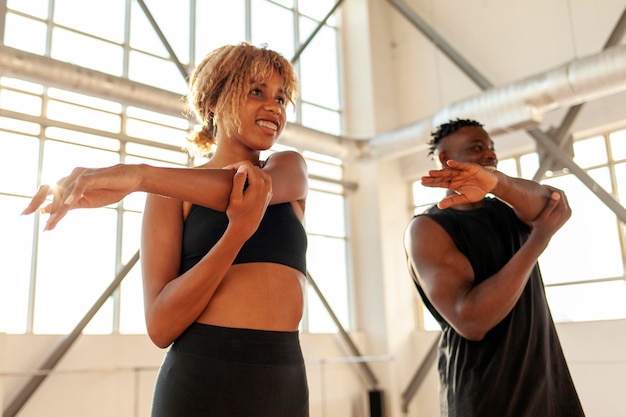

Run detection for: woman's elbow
[[149, 335, 173, 349], [146, 322, 175, 349]]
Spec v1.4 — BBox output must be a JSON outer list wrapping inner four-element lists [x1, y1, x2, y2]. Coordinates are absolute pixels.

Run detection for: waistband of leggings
[[170, 322, 304, 365]]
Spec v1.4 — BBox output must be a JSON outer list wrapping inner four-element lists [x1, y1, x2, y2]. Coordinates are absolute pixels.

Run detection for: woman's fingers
[[231, 165, 249, 197], [21, 184, 53, 215], [21, 169, 86, 229]]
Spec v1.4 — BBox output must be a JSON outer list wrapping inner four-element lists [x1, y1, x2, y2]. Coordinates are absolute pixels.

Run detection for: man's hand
[[528, 186, 571, 246], [422, 160, 498, 209]]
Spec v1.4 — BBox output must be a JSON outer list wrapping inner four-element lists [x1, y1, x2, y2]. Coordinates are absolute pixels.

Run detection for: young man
[[404, 119, 585, 417]]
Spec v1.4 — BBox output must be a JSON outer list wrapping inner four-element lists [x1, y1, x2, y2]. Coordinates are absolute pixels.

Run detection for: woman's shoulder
[[265, 150, 306, 165]]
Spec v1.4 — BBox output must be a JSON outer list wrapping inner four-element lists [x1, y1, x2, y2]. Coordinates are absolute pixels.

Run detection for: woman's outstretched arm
[[22, 150, 307, 230]]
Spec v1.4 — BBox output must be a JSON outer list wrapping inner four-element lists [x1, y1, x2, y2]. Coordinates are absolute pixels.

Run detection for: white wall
[[1, 334, 163, 417], [394, 320, 626, 417], [4, 321, 625, 417], [0, 332, 375, 417], [557, 320, 626, 417]]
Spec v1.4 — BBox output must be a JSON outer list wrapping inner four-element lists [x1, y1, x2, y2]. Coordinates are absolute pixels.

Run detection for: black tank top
[[180, 202, 307, 275], [409, 198, 585, 417]]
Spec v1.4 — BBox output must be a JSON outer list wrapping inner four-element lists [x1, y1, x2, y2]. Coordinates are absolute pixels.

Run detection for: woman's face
[[230, 71, 288, 152]]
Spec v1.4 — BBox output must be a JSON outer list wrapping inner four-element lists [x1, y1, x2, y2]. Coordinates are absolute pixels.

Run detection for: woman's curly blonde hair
[[186, 42, 299, 154]]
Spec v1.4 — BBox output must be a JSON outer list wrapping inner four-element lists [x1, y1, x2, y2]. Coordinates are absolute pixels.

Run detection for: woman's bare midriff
[[195, 262, 305, 331]]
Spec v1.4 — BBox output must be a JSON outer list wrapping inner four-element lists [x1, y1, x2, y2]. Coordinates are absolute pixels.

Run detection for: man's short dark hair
[[428, 118, 483, 157]]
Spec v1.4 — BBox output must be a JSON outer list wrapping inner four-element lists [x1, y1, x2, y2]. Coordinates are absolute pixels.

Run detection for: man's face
[[438, 126, 497, 170]]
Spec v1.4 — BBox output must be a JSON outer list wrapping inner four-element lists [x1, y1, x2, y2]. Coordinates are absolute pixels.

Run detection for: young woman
[[23, 43, 309, 417]]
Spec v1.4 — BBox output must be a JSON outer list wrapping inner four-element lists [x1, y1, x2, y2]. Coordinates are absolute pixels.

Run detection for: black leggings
[[150, 323, 309, 417]]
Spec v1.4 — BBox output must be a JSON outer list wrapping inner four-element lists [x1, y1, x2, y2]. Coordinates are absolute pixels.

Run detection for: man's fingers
[[537, 192, 561, 219], [437, 194, 464, 209], [550, 191, 561, 202]]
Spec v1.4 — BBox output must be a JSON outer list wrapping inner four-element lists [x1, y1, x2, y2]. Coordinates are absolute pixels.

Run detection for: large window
[[4, 0, 341, 135], [301, 151, 350, 332], [410, 127, 626, 329], [0, 0, 349, 334]]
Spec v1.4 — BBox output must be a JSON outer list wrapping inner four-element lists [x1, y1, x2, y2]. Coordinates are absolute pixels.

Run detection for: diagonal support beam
[[3, 251, 140, 417], [136, 0, 189, 80], [3, 254, 380, 415], [532, 105, 579, 181], [400, 334, 439, 413], [388, 0, 626, 224], [291, 0, 345, 64], [533, 7, 626, 180], [306, 271, 379, 389], [386, 0, 492, 90], [527, 128, 626, 224]]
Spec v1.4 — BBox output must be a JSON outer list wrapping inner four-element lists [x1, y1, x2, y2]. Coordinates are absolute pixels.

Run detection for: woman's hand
[[225, 161, 272, 241], [22, 164, 142, 230]]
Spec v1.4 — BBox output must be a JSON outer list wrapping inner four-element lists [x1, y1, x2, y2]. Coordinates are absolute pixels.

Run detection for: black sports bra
[[180, 202, 307, 275]]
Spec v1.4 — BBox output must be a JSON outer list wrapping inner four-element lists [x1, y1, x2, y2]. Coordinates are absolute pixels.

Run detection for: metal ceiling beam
[[533, 6, 626, 181], [364, 43, 626, 159], [381, 0, 626, 227], [3, 43, 626, 164], [386, 0, 492, 90], [0, 44, 356, 158], [0, 45, 187, 116]]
